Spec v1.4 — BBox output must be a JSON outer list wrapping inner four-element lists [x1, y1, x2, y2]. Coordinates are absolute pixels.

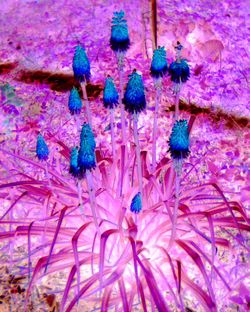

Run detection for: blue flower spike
[[78, 123, 96, 175], [68, 87, 82, 115], [103, 76, 119, 109], [72, 45, 91, 82], [169, 41, 190, 84], [169, 59, 190, 83], [123, 69, 146, 114], [36, 134, 49, 161], [168, 119, 190, 160], [80, 123, 96, 151], [78, 144, 96, 174], [110, 11, 130, 53], [69, 147, 81, 178], [150, 46, 168, 79], [130, 192, 142, 214]]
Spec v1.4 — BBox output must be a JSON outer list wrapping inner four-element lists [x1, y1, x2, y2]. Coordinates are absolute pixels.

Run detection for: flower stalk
[[78, 124, 100, 234], [123, 70, 146, 201], [81, 79, 92, 127], [110, 10, 130, 144], [103, 76, 119, 159], [110, 108, 115, 159], [168, 120, 190, 248], [169, 42, 190, 120], [72, 45, 92, 126], [133, 113, 143, 197], [150, 47, 168, 170]]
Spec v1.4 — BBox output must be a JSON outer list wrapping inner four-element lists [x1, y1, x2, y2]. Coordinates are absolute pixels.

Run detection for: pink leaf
[[118, 278, 129, 312], [129, 237, 141, 303], [60, 255, 96, 312], [99, 229, 119, 290], [137, 256, 169, 311], [101, 285, 113, 312], [229, 296, 244, 304], [182, 270, 217, 312], [138, 279, 148, 312], [176, 240, 216, 304], [44, 206, 68, 273], [72, 222, 92, 304]]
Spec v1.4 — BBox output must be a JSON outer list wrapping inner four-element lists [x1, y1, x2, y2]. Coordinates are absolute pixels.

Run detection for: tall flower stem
[[135, 213, 138, 226], [168, 159, 182, 249], [74, 115, 81, 136], [165, 165, 175, 220], [86, 170, 100, 236], [133, 113, 143, 196], [81, 79, 92, 127], [167, 119, 190, 248], [152, 81, 161, 171], [118, 53, 126, 197], [77, 179, 85, 218], [174, 81, 181, 121], [110, 108, 115, 159], [118, 53, 126, 144], [117, 144, 125, 198]]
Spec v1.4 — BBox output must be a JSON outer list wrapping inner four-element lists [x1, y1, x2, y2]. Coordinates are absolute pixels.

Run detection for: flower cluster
[[69, 124, 96, 178], [169, 59, 190, 83], [68, 88, 82, 115], [72, 45, 91, 82], [80, 123, 96, 151], [150, 46, 168, 78], [103, 76, 119, 109], [69, 147, 80, 177], [36, 134, 49, 161], [110, 11, 130, 52], [130, 192, 142, 214], [78, 144, 96, 173], [123, 70, 146, 114], [168, 119, 190, 160], [78, 123, 96, 173]]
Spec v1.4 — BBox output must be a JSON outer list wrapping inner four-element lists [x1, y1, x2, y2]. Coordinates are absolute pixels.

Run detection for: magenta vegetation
[[0, 1, 249, 312]]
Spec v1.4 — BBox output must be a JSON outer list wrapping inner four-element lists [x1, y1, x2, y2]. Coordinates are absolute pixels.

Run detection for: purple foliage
[[0, 1, 249, 312]]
